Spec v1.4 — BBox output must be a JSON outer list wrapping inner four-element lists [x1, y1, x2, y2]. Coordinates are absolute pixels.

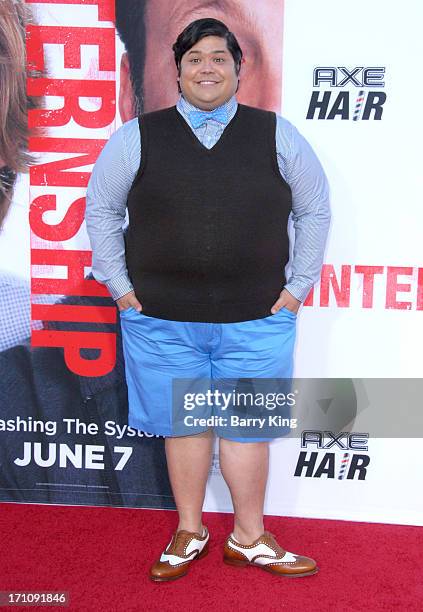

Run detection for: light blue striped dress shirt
[[86, 95, 330, 303]]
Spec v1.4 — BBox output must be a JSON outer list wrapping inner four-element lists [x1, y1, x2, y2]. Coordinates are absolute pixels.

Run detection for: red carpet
[[0, 504, 422, 611]]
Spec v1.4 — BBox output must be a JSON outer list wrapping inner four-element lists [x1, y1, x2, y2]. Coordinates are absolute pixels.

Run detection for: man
[[86, 18, 330, 580]]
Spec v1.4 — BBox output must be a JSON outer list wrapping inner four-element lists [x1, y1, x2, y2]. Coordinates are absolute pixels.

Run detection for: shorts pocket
[[280, 306, 297, 318], [119, 306, 133, 314], [119, 306, 141, 318]]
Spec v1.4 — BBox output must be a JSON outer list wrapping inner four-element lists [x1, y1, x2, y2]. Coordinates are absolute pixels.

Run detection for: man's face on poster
[[119, 0, 284, 120]]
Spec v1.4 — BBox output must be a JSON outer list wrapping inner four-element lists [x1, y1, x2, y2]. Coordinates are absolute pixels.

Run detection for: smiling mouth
[[196, 81, 221, 85]]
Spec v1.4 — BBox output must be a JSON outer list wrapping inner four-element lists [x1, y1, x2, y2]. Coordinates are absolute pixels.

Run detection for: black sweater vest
[[124, 104, 292, 323]]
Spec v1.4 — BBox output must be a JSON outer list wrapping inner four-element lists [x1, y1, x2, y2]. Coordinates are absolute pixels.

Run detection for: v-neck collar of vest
[[173, 103, 242, 153]]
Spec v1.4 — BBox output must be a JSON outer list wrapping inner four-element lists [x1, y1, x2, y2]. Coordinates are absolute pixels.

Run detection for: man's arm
[[85, 118, 141, 307], [272, 116, 331, 313]]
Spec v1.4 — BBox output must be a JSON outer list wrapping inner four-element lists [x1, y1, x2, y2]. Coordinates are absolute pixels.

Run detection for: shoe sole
[[150, 543, 209, 582], [223, 557, 318, 578]]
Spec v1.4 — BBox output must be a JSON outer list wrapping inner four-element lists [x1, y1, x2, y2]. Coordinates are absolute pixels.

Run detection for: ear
[[235, 64, 241, 93], [119, 52, 137, 122]]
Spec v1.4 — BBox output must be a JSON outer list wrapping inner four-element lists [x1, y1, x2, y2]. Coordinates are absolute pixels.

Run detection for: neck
[[181, 95, 236, 112]]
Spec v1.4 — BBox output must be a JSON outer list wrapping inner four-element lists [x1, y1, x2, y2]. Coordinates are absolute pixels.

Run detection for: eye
[[214, 57, 225, 62], [190, 58, 201, 63]]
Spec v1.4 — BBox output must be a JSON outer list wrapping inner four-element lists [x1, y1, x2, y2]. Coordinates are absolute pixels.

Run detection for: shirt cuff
[[284, 279, 313, 303], [105, 274, 134, 301]]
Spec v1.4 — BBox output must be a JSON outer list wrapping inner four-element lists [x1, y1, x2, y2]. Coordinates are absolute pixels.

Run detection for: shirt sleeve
[[275, 115, 331, 302], [85, 118, 141, 300]]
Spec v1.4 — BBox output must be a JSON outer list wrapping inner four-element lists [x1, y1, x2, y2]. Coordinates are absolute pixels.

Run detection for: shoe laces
[[169, 530, 198, 557]]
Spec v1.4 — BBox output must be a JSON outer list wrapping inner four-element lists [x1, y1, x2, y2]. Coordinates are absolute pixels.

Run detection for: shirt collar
[[176, 94, 238, 125]]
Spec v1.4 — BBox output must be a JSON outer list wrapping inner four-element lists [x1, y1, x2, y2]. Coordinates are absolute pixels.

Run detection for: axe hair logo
[[294, 431, 370, 480], [306, 66, 386, 121]]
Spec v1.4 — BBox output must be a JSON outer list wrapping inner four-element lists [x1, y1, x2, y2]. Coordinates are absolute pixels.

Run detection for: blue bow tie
[[188, 108, 229, 129]]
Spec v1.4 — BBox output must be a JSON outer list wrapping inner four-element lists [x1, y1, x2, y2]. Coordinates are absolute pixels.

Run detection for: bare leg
[[219, 438, 269, 544], [165, 429, 215, 533]]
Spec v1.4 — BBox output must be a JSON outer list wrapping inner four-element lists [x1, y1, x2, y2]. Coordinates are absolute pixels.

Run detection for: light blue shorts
[[119, 307, 297, 442]]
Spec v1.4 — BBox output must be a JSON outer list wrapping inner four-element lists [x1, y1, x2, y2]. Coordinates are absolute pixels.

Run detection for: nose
[[200, 57, 215, 72]]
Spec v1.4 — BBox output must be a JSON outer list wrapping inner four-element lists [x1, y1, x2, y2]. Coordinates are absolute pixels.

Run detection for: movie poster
[[0, 0, 286, 509]]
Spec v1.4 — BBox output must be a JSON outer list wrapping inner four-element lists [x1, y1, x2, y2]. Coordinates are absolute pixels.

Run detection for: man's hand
[[271, 288, 301, 315], [116, 290, 143, 312]]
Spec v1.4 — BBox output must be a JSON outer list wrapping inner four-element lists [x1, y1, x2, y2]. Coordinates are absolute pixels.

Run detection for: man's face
[[133, 0, 284, 116], [178, 35, 239, 111]]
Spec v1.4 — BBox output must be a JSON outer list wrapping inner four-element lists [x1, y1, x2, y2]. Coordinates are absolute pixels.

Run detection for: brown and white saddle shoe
[[223, 531, 318, 577], [150, 527, 209, 582]]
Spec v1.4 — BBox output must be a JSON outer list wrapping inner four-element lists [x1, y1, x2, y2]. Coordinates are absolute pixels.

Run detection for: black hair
[[172, 18, 243, 76], [115, 0, 147, 114]]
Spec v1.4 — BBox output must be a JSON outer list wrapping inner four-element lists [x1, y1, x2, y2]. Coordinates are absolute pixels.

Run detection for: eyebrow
[[171, 0, 230, 20], [170, 0, 247, 30], [187, 49, 229, 55]]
